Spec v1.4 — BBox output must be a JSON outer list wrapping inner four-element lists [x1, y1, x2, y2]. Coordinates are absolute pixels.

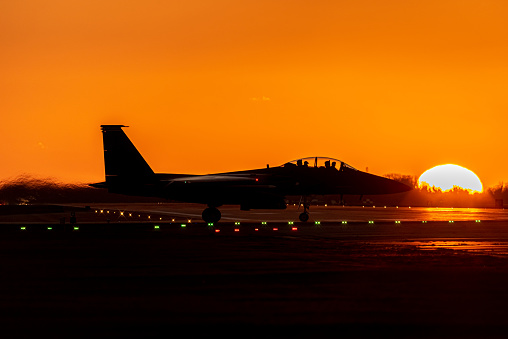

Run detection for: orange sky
[[1, 0, 507, 188]]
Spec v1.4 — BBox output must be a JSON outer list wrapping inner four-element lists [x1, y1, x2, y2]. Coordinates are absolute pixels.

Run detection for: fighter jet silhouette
[[91, 125, 411, 223]]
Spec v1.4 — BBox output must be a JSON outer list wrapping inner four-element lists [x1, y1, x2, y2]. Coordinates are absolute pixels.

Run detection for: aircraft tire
[[299, 212, 309, 222], [202, 207, 221, 223]]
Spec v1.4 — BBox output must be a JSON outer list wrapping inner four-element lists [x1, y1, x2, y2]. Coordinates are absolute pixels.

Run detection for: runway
[[2, 203, 507, 223], [1, 204, 508, 338]]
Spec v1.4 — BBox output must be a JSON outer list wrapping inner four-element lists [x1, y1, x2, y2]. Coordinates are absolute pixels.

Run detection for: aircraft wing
[[168, 175, 258, 183], [164, 174, 277, 190]]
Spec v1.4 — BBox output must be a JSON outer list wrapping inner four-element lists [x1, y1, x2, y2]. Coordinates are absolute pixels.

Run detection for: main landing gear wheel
[[299, 212, 309, 222], [202, 207, 221, 223]]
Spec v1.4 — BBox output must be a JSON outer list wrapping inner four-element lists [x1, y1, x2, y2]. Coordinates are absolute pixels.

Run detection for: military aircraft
[[91, 125, 412, 223]]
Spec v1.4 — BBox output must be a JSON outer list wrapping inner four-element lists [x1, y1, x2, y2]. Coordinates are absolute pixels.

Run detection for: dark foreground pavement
[[1, 221, 508, 338]]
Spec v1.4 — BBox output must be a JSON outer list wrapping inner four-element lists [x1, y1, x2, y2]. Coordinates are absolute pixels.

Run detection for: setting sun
[[418, 164, 483, 193]]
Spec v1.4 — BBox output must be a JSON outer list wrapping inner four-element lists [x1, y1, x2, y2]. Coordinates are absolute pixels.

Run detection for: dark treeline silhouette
[[488, 182, 508, 201], [0, 175, 160, 205], [379, 174, 498, 208]]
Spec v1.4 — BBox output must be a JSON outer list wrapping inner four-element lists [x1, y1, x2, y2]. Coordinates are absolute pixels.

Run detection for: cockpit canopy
[[282, 157, 357, 171]]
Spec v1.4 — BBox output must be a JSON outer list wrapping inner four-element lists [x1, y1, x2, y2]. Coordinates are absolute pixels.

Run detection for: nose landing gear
[[299, 211, 309, 222], [298, 195, 310, 222]]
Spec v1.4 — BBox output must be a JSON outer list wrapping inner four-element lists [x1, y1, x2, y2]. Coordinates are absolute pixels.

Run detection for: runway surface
[[1, 204, 508, 338]]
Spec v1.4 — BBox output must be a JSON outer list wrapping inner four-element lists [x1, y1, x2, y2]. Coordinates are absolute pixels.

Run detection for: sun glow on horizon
[[418, 164, 483, 194]]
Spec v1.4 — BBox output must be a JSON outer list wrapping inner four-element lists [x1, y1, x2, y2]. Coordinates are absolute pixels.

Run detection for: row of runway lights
[[17, 219, 483, 232], [95, 209, 488, 224], [90, 209, 483, 229], [94, 209, 485, 226]]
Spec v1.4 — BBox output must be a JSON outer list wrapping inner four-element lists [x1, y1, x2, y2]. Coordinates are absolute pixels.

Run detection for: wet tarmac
[[1, 204, 508, 338]]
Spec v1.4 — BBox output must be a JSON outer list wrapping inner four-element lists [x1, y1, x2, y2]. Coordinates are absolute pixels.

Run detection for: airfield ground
[[1, 204, 508, 338]]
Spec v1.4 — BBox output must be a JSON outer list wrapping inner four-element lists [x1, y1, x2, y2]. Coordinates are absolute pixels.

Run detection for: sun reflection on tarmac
[[389, 240, 508, 256]]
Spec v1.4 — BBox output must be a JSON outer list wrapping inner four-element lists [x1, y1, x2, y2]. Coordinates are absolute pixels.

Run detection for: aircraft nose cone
[[391, 180, 413, 194], [375, 175, 413, 194], [355, 171, 413, 195]]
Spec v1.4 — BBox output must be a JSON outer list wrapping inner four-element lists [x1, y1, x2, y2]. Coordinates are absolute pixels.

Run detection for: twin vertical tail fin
[[98, 125, 156, 191]]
